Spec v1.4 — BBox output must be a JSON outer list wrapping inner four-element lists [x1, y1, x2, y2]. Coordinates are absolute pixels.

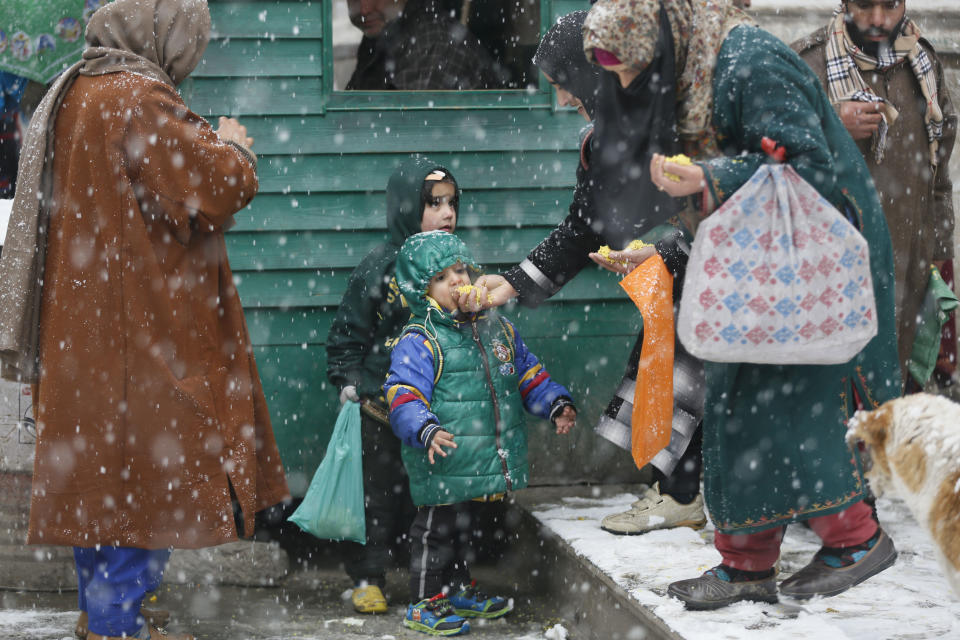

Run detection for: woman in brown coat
[[0, 0, 290, 638]]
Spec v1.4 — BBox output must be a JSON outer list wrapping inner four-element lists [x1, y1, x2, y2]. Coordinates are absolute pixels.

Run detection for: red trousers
[[714, 501, 877, 571]]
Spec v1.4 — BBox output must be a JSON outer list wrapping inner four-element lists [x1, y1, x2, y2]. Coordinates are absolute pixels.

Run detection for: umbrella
[[0, 0, 111, 84]]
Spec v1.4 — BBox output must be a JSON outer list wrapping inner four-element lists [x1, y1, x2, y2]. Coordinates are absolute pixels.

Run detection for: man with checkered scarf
[[793, 1, 957, 394]]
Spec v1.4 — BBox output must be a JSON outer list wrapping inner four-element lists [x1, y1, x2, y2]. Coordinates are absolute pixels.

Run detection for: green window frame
[[321, 0, 560, 112]]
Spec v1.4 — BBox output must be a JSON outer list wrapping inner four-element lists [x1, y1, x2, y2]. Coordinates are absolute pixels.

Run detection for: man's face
[[845, 1, 906, 43], [347, 0, 405, 38]]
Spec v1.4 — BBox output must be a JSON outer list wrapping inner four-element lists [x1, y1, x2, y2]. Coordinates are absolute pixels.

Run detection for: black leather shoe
[[668, 567, 778, 610], [779, 529, 897, 599]]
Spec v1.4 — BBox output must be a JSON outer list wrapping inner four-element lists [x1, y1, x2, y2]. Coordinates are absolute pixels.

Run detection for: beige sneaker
[[601, 484, 707, 535], [626, 484, 660, 509]]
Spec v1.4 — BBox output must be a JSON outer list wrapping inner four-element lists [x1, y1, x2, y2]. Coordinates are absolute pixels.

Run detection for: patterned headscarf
[[582, 0, 754, 157], [825, 6, 943, 165]]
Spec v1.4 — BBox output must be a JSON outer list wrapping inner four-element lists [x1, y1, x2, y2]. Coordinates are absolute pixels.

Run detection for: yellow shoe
[[352, 584, 388, 614]]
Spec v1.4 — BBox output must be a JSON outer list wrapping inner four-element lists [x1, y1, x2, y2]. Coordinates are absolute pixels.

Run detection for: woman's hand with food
[[650, 153, 705, 197], [589, 240, 658, 275]]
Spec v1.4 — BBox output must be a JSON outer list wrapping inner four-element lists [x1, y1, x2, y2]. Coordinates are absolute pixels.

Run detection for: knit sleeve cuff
[[549, 397, 575, 423], [654, 229, 691, 280], [418, 421, 442, 448]]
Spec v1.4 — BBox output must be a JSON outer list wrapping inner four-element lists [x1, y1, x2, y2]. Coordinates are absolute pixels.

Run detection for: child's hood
[[386, 155, 454, 246], [396, 231, 479, 318]]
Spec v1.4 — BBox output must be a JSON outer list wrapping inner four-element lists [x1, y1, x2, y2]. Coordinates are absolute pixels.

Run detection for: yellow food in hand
[[457, 284, 493, 304], [597, 245, 623, 265], [663, 154, 693, 182], [598, 240, 651, 265]]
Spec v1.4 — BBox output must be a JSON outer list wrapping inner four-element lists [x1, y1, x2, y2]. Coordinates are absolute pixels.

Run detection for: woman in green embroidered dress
[[583, 0, 902, 609]]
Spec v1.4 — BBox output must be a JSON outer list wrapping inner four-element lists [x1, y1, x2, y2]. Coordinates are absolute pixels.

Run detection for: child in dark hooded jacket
[[325, 155, 459, 614], [384, 230, 576, 636]]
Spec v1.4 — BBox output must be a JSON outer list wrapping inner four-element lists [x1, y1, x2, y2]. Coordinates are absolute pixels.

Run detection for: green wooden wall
[[182, 0, 647, 495]]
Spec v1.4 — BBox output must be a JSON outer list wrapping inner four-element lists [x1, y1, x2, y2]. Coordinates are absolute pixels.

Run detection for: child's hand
[[428, 429, 457, 464], [454, 275, 517, 312], [338, 385, 360, 405], [554, 406, 577, 435]]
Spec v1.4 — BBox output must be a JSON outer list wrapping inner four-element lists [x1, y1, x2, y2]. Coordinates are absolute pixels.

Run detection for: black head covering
[[587, 5, 681, 246], [533, 11, 603, 119]]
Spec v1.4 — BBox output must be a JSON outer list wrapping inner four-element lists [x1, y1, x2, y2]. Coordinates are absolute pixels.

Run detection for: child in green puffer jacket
[[384, 231, 577, 636], [325, 156, 460, 615]]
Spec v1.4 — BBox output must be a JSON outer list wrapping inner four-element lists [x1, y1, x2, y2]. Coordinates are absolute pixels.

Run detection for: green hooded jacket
[[325, 156, 454, 399], [390, 231, 531, 505]]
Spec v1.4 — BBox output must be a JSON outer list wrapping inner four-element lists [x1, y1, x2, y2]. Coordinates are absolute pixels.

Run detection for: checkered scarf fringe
[[825, 9, 943, 165]]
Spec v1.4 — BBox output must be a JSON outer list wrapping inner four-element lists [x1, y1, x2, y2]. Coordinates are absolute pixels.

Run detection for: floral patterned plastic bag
[[677, 164, 877, 365]]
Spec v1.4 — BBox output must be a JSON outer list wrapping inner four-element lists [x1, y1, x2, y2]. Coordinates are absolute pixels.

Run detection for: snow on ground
[[0, 608, 75, 640], [533, 492, 960, 640]]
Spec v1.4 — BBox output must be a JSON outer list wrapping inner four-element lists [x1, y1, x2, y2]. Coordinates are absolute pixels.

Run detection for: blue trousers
[[74, 546, 171, 637]]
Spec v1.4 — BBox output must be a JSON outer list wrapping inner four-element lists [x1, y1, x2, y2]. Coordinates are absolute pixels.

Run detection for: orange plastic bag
[[619, 255, 674, 469]]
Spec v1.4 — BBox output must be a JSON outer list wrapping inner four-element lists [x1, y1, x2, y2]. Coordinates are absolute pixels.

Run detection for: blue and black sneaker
[[449, 580, 513, 619], [403, 593, 470, 636]]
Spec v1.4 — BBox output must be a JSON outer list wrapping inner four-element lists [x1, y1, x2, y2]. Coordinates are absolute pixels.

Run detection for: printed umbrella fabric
[[0, 0, 111, 84]]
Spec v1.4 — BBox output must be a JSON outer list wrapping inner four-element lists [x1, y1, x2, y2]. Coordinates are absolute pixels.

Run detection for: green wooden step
[[244, 297, 641, 346], [180, 77, 324, 117], [193, 38, 323, 77], [233, 264, 633, 311], [324, 91, 552, 112], [254, 151, 579, 193], [210, 1, 324, 39], [232, 188, 579, 231], [225, 227, 581, 270], [189, 110, 584, 151]]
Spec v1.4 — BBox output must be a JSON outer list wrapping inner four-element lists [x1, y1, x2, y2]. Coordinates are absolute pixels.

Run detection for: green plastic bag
[[908, 265, 960, 387], [288, 402, 366, 544]]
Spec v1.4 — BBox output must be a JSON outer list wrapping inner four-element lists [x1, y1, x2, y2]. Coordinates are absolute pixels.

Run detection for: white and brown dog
[[848, 393, 960, 597]]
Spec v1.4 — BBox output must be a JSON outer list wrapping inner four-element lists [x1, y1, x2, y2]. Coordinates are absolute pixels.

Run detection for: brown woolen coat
[[27, 72, 290, 549], [793, 27, 958, 386]]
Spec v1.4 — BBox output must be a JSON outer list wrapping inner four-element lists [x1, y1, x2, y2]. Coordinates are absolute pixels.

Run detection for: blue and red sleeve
[[383, 331, 439, 448], [506, 318, 574, 420]]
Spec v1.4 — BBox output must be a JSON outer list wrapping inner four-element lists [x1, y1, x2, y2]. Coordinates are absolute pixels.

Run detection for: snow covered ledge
[[518, 485, 960, 640]]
